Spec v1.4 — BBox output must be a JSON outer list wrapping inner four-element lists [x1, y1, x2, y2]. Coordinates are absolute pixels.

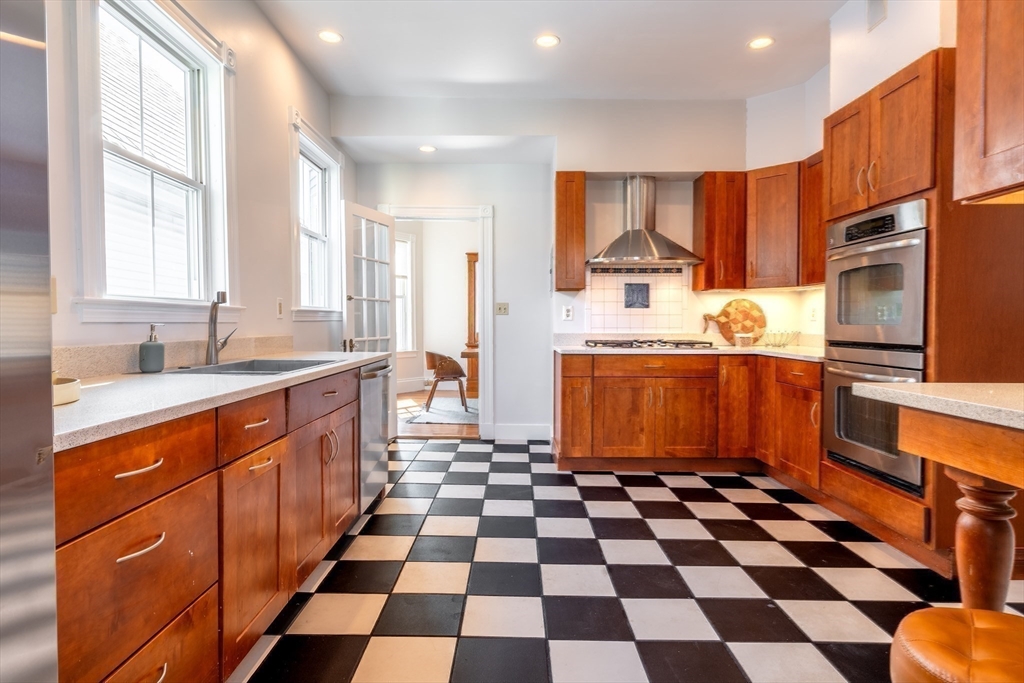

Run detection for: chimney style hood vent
[[587, 175, 703, 266]]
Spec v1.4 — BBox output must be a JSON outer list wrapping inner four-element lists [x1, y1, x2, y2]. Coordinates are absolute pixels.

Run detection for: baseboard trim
[[493, 423, 551, 442], [397, 378, 427, 394], [556, 456, 762, 473]]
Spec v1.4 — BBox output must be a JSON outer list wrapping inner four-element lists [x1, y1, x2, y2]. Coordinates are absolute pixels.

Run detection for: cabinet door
[[559, 377, 593, 458], [593, 378, 655, 457], [692, 172, 746, 291], [327, 401, 360, 542], [746, 162, 799, 288], [718, 357, 755, 458], [823, 95, 870, 220], [655, 378, 718, 458], [954, 0, 1024, 202], [220, 439, 294, 678], [799, 151, 826, 286], [555, 171, 586, 291], [754, 357, 777, 466], [775, 383, 822, 488], [290, 414, 333, 586], [869, 51, 936, 206]]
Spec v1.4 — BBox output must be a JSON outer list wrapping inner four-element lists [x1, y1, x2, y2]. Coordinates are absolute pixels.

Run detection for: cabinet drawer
[[218, 390, 286, 464], [594, 355, 718, 378], [104, 585, 219, 683], [775, 359, 822, 390], [288, 370, 359, 431], [559, 354, 593, 377], [57, 474, 219, 683], [55, 411, 216, 544], [821, 460, 929, 542]]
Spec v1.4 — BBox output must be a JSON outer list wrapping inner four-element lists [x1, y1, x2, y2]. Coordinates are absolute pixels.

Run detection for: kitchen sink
[[174, 359, 336, 376]]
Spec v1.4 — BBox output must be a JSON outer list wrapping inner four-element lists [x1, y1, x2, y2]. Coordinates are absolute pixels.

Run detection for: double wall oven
[[824, 199, 927, 495]]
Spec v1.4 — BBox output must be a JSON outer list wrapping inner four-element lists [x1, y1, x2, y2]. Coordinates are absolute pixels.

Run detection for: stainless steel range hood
[[587, 175, 703, 266]]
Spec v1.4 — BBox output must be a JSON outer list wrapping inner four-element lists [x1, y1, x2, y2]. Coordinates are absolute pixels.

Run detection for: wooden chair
[[424, 352, 468, 412]]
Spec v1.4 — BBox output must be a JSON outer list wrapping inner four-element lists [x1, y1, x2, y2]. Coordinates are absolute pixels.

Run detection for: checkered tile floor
[[234, 438, 1024, 683]]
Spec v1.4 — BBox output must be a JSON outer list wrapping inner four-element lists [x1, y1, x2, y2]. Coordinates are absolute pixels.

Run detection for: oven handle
[[827, 237, 922, 261], [826, 367, 919, 383]]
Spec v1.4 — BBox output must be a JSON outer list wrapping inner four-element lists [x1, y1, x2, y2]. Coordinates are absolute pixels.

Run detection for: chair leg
[[458, 379, 468, 411], [425, 379, 440, 412]]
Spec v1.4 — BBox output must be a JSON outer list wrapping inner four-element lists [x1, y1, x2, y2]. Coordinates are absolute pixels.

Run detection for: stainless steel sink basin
[[174, 359, 336, 376]]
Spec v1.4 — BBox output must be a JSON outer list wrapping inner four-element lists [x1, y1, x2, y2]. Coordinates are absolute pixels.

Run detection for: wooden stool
[[891, 607, 1024, 683]]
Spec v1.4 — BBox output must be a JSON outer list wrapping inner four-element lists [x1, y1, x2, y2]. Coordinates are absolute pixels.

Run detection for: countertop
[[852, 383, 1024, 431], [553, 345, 826, 362], [53, 351, 390, 452]]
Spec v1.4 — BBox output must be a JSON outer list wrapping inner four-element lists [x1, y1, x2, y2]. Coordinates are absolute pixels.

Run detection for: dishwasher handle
[[361, 365, 393, 380]]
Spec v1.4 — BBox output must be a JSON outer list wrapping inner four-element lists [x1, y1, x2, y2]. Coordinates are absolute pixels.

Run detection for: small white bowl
[[53, 377, 81, 406]]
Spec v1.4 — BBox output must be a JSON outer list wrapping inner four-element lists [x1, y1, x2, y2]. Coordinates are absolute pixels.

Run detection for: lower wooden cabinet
[[754, 356, 777, 466], [593, 377, 654, 457], [655, 378, 718, 458], [718, 357, 755, 458], [291, 413, 334, 587], [327, 401, 360, 542], [558, 376, 592, 458], [775, 383, 823, 488], [220, 438, 295, 678]]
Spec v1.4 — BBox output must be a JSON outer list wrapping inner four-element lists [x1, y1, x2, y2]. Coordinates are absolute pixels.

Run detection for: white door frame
[[378, 204, 495, 440]]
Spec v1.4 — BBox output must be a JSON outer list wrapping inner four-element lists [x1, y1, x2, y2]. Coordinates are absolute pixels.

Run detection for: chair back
[[425, 351, 466, 379]]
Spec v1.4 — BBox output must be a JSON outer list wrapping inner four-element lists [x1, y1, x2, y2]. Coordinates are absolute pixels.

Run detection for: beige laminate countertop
[[553, 345, 826, 363], [52, 351, 390, 452], [852, 382, 1024, 431]]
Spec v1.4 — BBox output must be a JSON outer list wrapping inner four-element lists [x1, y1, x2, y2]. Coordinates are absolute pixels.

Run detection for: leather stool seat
[[891, 607, 1024, 683]]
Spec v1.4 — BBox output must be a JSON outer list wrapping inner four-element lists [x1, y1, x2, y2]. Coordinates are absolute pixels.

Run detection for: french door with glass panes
[[343, 202, 397, 435]]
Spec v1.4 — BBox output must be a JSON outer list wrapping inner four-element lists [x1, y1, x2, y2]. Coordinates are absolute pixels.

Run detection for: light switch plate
[[496, 302, 509, 315]]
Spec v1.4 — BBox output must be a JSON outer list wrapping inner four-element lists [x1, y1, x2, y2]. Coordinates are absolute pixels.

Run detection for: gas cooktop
[[584, 339, 714, 349]]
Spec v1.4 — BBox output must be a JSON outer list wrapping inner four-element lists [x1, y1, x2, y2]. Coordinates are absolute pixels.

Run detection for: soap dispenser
[[140, 323, 165, 373]]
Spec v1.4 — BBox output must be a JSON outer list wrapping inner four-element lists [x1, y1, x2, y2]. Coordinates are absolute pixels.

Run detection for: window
[[395, 235, 414, 352], [298, 151, 328, 308]]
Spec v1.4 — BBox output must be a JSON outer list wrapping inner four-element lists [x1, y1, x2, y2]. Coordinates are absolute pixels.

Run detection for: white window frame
[[288, 107, 343, 321], [69, 0, 241, 323], [394, 232, 416, 354]]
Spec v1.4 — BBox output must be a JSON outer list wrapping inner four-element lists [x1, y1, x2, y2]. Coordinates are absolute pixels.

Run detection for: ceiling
[[340, 135, 556, 164], [255, 0, 844, 101]]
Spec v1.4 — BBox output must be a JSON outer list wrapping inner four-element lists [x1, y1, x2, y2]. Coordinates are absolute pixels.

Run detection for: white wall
[[746, 64, 830, 168], [421, 220, 480, 365], [48, 0, 341, 350], [358, 164, 553, 440]]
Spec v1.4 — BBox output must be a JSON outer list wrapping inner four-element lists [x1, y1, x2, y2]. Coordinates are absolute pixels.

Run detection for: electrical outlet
[[562, 305, 574, 321], [810, 306, 819, 322], [276, 298, 284, 319], [496, 302, 509, 315]]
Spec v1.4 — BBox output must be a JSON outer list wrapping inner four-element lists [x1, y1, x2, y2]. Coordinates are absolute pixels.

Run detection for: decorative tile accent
[[623, 283, 650, 309]]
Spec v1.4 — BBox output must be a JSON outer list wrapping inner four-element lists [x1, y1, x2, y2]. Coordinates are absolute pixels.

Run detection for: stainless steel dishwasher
[[359, 362, 392, 512]]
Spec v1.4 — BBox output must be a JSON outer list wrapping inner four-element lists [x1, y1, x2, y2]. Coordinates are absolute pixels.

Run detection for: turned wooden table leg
[[944, 466, 1018, 612]]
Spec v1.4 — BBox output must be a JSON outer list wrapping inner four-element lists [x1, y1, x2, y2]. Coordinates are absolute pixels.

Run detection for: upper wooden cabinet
[[692, 171, 747, 291], [824, 51, 938, 220], [555, 171, 587, 291], [799, 151, 826, 285], [953, 0, 1024, 202], [746, 162, 799, 288]]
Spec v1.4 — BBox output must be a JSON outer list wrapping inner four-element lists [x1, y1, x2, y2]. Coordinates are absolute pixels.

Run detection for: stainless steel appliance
[[0, 2, 60, 680], [584, 339, 714, 349], [824, 199, 929, 494], [359, 362, 392, 512]]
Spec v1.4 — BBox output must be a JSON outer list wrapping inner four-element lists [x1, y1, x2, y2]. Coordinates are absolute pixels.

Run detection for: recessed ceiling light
[[535, 34, 561, 48], [318, 30, 343, 44], [747, 36, 775, 50], [419, 145, 437, 153]]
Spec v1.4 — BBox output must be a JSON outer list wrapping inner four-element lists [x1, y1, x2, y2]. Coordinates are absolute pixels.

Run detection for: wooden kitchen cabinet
[[953, 0, 1024, 202], [558, 376, 593, 459], [220, 438, 295, 678], [555, 171, 587, 291], [823, 95, 871, 220], [775, 383, 822, 488], [718, 356, 755, 458], [746, 162, 799, 288], [327, 401, 360, 543], [290, 413, 334, 586], [754, 356, 777, 467], [692, 171, 746, 291], [592, 377, 655, 457], [655, 378, 718, 458], [799, 151, 826, 285]]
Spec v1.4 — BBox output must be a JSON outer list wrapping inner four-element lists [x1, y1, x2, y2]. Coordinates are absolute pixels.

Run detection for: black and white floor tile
[[230, 438, 1024, 683]]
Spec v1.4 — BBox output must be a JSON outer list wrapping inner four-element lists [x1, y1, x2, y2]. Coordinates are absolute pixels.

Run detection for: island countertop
[[53, 351, 390, 452], [852, 382, 1024, 431]]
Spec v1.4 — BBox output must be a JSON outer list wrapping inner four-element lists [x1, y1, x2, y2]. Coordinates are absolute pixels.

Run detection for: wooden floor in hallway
[[398, 389, 480, 439]]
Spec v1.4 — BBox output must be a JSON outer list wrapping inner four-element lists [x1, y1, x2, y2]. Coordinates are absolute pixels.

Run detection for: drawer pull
[[113, 458, 165, 480], [644, 364, 666, 369], [248, 457, 274, 472], [323, 390, 339, 397], [790, 372, 805, 376], [155, 663, 168, 683], [115, 532, 166, 564], [244, 417, 270, 430]]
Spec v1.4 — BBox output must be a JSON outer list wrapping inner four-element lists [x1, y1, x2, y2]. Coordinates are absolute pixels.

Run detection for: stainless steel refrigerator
[[0, 0, 60, 680]]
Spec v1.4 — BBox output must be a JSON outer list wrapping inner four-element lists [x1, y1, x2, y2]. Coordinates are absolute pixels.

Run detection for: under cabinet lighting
[[535, 34, 561, 48], [419, 145, 437, 153], [747, 36, 775, 50], [318, 30, 343, 44]]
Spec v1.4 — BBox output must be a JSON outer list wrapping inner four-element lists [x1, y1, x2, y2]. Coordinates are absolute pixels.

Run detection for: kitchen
[[1, 1, 1022, 683]]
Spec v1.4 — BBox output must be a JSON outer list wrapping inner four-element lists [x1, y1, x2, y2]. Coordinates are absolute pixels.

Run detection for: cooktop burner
[[584, 339, 714, 349]]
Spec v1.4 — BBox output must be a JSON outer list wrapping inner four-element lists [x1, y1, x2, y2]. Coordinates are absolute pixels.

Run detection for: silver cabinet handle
[[644, 364, 666, 369], [867, 160, 878, 192], [155, 663, 168, 683], [826, 367, 919, 383], [244, 418, 270, 430], [116, 532, 166, 564], [583, 386, 589, 408], [327, 430, 340, 464], [810, 401, 819, 429], [659, 387, 664, 407], [855, 167, 866, 196], [718, 260, 724, 281], [323, 390, 338, 397], [648, 387, 653, 407], [790, 372, 804, 376], [322, 432, 334, 465], [114, 458, 164, 480], [248, 457, 274, 472]]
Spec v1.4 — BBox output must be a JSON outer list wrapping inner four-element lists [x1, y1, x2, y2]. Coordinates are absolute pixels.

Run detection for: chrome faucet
[[206, 291, 237, 365]]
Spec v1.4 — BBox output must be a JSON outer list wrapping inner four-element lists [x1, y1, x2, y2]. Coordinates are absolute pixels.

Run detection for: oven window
[[836, 263, 904, 325], [836, 386, 899, 455]]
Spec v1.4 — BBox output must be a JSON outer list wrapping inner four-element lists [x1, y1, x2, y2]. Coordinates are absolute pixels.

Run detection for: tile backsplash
[[586, 272, 688, 333]]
